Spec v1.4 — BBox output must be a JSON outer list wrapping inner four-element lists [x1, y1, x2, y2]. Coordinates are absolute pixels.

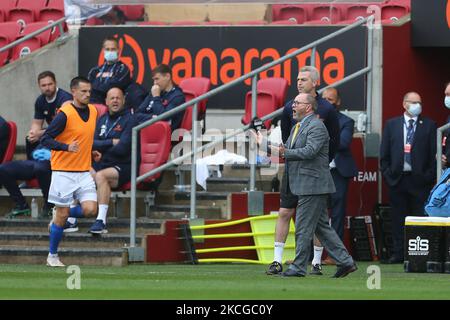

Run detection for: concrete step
[[206, 177, 250, 192], [0, 245, 126, 266], [0, 231, 144, 248], [148, 204, 224, 219], [0, 217, 163, 235]]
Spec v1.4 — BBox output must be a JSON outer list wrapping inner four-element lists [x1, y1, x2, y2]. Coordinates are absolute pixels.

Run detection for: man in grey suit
[[256, 93, 357, 277]]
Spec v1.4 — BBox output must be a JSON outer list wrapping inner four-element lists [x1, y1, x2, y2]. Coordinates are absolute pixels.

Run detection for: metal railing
[[0, 17, 67, 56], [437, 123, 450, 180], [128, 16, 375, 251]]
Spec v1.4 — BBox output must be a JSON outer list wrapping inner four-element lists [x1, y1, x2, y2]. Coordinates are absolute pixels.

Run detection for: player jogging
[[41, 76, 98, 267]]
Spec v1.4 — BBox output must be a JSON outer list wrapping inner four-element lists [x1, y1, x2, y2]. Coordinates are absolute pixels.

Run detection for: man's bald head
[[322, 87, 341, 109], [106, 87, 125, 115]]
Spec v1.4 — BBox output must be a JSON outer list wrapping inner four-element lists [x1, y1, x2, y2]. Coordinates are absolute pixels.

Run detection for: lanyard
[[98, 63, 117, 83], [101, 116, 122, 138]]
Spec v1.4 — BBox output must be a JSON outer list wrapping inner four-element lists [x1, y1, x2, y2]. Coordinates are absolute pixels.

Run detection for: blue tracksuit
[[136, 86, 185, 131], [93, 108, 135, 166], [87, 61, 132, 104]]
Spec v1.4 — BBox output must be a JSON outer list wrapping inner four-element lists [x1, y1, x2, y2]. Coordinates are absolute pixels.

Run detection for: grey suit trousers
[[289, 194, 354, 275]]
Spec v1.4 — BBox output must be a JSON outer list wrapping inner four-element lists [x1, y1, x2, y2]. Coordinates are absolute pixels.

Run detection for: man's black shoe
[[266, 261, 283, 275], [332, 263, 358, 278], [281, 269, 305, 277], [310, 264, 323, 275]]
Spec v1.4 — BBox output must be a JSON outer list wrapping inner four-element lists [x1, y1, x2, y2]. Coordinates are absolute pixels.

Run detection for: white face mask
[[104, 50, 118, 62], [445, 96, 450, 109], [408, 103, 422, 117]]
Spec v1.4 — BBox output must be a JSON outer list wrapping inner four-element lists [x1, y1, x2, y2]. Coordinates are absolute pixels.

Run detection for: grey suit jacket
[[283, 114, 336, 196]]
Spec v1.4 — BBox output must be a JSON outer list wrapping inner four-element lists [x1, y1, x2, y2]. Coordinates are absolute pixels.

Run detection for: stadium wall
[[0, 34, 78, 148]]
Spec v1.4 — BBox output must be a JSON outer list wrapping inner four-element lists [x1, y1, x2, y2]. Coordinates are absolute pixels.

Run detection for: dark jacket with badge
[[136, 86, 185, 131], [93, 108, 135, 166], [88, 61, 132, 105]]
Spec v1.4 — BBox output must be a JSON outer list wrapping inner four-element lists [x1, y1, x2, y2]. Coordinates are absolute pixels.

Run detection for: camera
[[250, 117, 265, 132]]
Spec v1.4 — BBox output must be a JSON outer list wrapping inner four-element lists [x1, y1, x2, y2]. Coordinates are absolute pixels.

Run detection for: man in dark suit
[[265, 66, 340, 276], [380, 91, 437, 264], [258, 93, 357, 277], [322, 87, 358, 240]]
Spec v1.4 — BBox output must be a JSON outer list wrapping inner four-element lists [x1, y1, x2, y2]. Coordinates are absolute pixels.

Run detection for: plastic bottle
[[31, 198, 38, 219]]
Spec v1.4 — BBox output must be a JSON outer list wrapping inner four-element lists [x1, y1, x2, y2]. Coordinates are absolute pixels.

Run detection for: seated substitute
[[136, 64, 185, 131], [26, 71, 72, 160], [87, 36, 131, 105], [90, 87, 134, 233], [0, 71, 72, 217]]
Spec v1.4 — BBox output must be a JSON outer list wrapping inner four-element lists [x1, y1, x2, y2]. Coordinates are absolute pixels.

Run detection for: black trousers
[[0, 160, 51, 207], [388, 174, 430, 259], [330, 169, 350, 241]]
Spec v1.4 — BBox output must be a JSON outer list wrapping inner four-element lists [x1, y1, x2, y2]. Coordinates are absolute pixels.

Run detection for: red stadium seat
[[39, 0, 65, 24], [9, 22, 54, 62], [241, 91, 278, 130], [26, 178, 40, 188], [381, 4, 409, 21], [307, 5, 340, 24], [1, 121, 17, 164], [24, 22, 52, 45], [385, 0, 411, 11], [0, 21, 24, 41], [273, 5, 308, 24], [179, 77, 211, 132], [93, 104, 108, 119], [8, 0, 48, 28], [257, 77, 288, 109], [179, 77, 211, 121], [117, 122, 171, 190], [116, 5, 145, 21], [0, 35, 10, 66], [0, 0, 18, 21]]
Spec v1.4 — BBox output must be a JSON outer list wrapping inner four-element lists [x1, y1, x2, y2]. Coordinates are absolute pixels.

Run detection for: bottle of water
[[31, 198, 38, 219]]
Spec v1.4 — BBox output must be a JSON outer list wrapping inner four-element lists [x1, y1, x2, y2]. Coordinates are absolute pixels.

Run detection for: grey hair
[[305, 93, 318, 112], [299, 66, 320, 83]]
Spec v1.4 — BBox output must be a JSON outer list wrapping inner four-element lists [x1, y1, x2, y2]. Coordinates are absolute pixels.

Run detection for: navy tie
[[405, 119, 415, 166]]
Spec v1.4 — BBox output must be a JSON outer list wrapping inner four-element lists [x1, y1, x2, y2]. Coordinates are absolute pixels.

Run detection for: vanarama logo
[[97, 34, 145, 84], [408, 236, 429, 256], [96, 34, 346, 87], [447, 0, 450, 28]]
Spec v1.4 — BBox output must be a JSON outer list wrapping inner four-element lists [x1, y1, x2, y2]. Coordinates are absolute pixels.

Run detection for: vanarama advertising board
[[78, 26, 366, 110]]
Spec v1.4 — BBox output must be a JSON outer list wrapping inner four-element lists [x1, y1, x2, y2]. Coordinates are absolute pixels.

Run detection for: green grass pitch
[[0, 262, 449, 300]]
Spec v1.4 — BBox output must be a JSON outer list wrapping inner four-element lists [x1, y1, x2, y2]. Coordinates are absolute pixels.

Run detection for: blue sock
[[49, 223, 64, 255], [69, 205, 84, 218]]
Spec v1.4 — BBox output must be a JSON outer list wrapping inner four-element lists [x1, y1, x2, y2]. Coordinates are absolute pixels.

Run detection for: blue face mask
[[104, 50, 118, 62], [408, 103, 422, 117], [445, 96, 450, 109]]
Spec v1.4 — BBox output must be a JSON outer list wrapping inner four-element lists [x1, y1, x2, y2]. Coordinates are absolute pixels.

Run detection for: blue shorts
[[92, 162, 131, 188]]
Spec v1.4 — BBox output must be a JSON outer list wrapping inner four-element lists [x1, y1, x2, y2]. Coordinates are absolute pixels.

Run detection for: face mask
[[104, 50, 118, 62], [445, 96, 450, 109], [408, 103, 422, 117]]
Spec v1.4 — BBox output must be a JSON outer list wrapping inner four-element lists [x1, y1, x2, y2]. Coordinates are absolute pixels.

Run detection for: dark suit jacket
[[380, 115, 437, 188], [283, 114, 336, 196], [334, 112, 358, 178]]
